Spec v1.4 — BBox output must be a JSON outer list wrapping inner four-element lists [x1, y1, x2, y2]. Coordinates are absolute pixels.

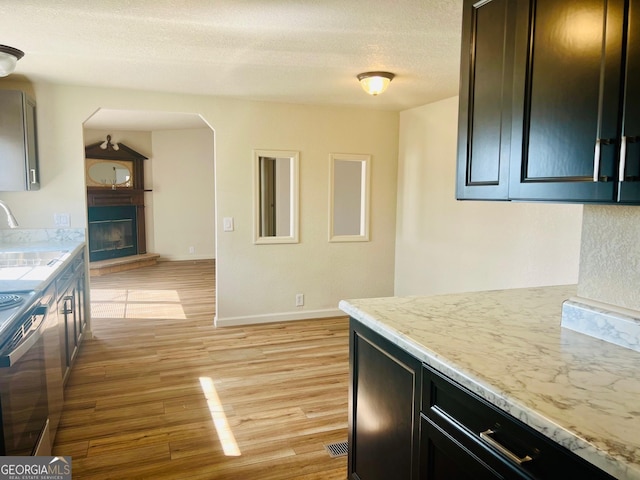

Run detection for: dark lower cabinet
[[349, 318, 615, 480], [420, 365, 616, 479], [56, 250, 86, 385], [421, 416, 514, 480], [349, 318, 421, 480]]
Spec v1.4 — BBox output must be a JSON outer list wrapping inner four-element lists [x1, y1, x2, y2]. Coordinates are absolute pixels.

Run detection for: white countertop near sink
[[0, 240, 85, 292], [340, 285, 640, 480]]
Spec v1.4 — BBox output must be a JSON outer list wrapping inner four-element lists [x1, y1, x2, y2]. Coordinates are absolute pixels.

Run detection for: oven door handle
[[0, 305, 48, 368]]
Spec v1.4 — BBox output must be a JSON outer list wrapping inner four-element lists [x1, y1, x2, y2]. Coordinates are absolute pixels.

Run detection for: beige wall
[[151, 128, 215, 260], [394, 96, 583, 295], [0, 80, 398, 326], [578, 205, 640, 311]]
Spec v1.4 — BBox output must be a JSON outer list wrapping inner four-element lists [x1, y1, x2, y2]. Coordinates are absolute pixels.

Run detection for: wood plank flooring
[[53, 260, 349, 479]]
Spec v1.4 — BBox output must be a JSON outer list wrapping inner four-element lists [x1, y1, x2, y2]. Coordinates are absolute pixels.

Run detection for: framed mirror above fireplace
[[86, 159, 134, 188], [85, 135, 145, 189], [85, 135, 148, 262]]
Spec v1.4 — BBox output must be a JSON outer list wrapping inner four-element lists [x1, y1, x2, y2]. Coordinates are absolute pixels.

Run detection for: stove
[[0, 294, 23, 311], [0, 287, 50, 457], [0, 291, 38, 342]]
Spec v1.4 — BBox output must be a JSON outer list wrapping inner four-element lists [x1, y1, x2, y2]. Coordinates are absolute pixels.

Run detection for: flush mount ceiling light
[[0, 45, 24, 77], [357, 71, 395, 96]]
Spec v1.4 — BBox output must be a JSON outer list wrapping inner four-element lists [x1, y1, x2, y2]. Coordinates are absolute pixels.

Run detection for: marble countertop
[[0, 230, 86, 344], [0, 241, 85, 292], [340, 285, 640, 480], [0, 228, 86, 292]]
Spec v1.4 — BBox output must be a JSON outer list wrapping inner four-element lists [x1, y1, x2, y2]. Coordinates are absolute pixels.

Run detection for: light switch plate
[[223, 217, 234, 232]]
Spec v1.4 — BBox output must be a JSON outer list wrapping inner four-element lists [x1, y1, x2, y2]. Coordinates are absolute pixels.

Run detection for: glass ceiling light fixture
[[0, 45, 24, 77], [357, 71, 395, 96]]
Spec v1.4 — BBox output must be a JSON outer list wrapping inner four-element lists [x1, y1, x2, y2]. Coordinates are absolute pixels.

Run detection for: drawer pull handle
[[479, 429, 533, 465]]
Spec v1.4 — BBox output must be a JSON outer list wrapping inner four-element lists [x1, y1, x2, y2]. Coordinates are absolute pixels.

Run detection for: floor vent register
[[325, 441, 348, 458]]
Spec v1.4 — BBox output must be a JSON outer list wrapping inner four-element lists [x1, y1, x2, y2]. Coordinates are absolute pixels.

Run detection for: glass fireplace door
[[88, 206, 138, 262]]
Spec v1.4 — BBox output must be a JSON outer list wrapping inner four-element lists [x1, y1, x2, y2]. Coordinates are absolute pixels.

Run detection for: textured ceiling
[[0, 0, 463, 125]]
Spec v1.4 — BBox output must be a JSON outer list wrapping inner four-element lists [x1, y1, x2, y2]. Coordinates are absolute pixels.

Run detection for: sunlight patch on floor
[[90, 288, 187, 320], [125, 303, 186, 319], [91, 302, 126, 318], [199, 376, 241, 457], [126, 289, 181, 302], [90, 288, 128, 302]]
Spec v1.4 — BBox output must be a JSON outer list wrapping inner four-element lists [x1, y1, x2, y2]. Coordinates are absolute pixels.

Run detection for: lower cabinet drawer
[[421, 364, 614, 480], [420, 414, 530, 479]]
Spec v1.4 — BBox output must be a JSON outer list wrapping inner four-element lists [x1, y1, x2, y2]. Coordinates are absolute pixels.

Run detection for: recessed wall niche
[[85, 135, 149, 262]]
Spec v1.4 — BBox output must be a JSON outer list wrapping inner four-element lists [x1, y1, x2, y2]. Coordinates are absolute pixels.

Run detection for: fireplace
[[85, 135, 149, 265], [88, 206, 138, 262], [86, 188, 147, 263]]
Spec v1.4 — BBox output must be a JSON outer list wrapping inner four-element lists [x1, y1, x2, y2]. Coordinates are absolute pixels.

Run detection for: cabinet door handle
[[619, 136, 627, 182], [479, 429, 534, 465], [593, 139, 602, 182], [64, 296, 74, 314], [30, 168, 37, 184], [594, 138, 615, 182]]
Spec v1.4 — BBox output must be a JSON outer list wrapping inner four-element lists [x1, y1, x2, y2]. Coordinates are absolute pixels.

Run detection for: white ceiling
[[1, 0, 463, 130]]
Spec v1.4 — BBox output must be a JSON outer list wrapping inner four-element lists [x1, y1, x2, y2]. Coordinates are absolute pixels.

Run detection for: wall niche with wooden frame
[[85, 135, 149, 257]]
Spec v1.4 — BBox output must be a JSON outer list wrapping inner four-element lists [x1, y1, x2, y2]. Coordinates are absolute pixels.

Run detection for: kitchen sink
[[0, 251, 69, 268]]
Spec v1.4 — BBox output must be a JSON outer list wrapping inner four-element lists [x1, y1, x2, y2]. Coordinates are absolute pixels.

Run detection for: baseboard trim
[[214, 308, 345, 327], [159, 255, 216, 262]]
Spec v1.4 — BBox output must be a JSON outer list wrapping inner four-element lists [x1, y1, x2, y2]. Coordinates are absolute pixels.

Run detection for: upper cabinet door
[[0, 90, 40, 191], [508, 0, 624, 202], [457, 0, 515, 200], [618, 0, 640, 202]]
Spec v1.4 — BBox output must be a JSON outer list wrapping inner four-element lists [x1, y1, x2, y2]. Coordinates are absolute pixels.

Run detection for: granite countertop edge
[[340, 287, 640, 480]]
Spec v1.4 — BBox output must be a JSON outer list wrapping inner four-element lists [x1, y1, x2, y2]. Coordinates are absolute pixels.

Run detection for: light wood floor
[[53, 260, 349, 479]]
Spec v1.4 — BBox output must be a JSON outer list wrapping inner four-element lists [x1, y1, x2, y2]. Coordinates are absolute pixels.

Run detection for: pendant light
[[0, 45, 24, 77], [357, 71, 395, 96]]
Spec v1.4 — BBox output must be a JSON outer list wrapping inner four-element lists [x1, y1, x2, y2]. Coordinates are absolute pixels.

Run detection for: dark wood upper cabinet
[[618, 0, 640, 202], [457, 0, 640, 203], [509, 0, 623, 202], [0, 90, 40, 191], [457, 0, 515, 200]]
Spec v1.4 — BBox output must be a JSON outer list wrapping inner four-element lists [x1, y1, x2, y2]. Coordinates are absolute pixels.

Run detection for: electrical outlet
[[295, 293, 304, 307], [54, 213, 70, 227], [189, 246, 195, 254]]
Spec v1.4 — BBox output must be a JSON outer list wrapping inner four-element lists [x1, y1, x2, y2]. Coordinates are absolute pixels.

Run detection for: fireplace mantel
[[87, 188, 144, 207]]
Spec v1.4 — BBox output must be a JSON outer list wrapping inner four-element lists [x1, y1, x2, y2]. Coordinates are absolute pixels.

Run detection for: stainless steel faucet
[[0, 201, 18, 228]]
